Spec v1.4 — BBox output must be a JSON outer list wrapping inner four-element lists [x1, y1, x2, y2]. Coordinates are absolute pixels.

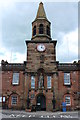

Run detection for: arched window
[[46, 25, 50, 36], [47, 76, 51, 88], [11, 94, 18, 105], [65, 95, 71, 106], [33, 26, 36, 36], [39, 24, 44, 34], [31, 76, 35, 88]]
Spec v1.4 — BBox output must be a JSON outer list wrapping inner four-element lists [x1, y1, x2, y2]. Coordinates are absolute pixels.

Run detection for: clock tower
[[25, 2, 59, 111]]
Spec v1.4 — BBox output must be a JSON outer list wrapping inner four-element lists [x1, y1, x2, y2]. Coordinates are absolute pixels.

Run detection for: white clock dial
[[37, 44, 45, 52]]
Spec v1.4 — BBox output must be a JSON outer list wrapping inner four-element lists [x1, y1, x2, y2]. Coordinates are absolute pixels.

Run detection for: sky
[[0, 0, 79, 64]]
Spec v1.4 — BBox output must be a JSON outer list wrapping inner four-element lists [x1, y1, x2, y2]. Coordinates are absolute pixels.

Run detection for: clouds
[[45, 2, 78, 62], [0, 44, 26, 63], [78, 2, 80, 60], [1, 2, 38, 52], [0, 1, 78, 63], [57, 28, 78, 62], [46, 2, 78, 38]]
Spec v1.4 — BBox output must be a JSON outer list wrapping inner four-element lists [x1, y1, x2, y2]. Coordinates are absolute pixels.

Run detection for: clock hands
[[37, 44, 45, 52]]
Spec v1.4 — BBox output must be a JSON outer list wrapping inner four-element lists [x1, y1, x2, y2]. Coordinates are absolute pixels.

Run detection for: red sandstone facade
[[1, 2, 80, 111]]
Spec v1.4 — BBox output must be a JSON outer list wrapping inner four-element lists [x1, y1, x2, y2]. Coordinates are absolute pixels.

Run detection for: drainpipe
[[52, 87, 56, 110]]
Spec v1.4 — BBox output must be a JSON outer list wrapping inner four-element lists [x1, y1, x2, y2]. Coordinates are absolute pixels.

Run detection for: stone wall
[[2, 70, 25, 109], [26, 42, 57, 73]]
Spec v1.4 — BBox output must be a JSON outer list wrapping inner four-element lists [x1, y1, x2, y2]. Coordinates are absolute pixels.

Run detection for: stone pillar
[[24, 73, 30, 109], [46, 91, 53, 111], [53, 72, 59, 110]]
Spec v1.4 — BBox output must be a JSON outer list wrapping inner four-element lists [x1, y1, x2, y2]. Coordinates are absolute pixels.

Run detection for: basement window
[[64, 73, 70, 85], [12, 73, 19, 85]]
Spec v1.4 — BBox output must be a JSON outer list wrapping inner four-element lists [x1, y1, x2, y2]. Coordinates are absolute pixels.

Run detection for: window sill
[[12, 84, 19, 86], [64, 84, 71, 86], [11, 104, 17, 106], [66, 104, 71, 106], [31, 88, 35, 89], [47, 88, 51, 89]]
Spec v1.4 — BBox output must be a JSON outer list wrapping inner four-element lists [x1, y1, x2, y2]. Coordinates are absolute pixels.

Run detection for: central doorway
[[36, 94, 46, 111]]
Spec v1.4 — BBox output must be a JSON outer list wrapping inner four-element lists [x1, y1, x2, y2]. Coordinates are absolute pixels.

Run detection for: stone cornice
[[25, 40, 57, 46]]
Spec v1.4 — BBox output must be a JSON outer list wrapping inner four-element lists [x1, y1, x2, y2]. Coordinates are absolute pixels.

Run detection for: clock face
[[37, 44, 45, 52]]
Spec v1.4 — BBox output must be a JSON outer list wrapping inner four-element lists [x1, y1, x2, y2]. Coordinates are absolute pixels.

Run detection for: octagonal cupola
[[32, 2, 51, 41]]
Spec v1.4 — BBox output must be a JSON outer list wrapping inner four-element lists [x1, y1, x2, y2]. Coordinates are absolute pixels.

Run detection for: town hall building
[[1, 2, 80, 111]]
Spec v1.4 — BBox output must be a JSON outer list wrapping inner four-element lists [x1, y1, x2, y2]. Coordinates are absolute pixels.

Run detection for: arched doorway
[[36, 94, 46, 111]]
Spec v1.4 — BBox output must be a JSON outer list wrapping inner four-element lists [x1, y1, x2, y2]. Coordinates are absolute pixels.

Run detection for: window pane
[[12, 73, 19, 85], [65, 96, 71, 106], [64, 73, 70, 85], [12, 96, 17, 105], [31, 76, 35, 88], [0, 97, 2, 102], [3, 97, 6, 102], [47, 76, 51, 88]]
